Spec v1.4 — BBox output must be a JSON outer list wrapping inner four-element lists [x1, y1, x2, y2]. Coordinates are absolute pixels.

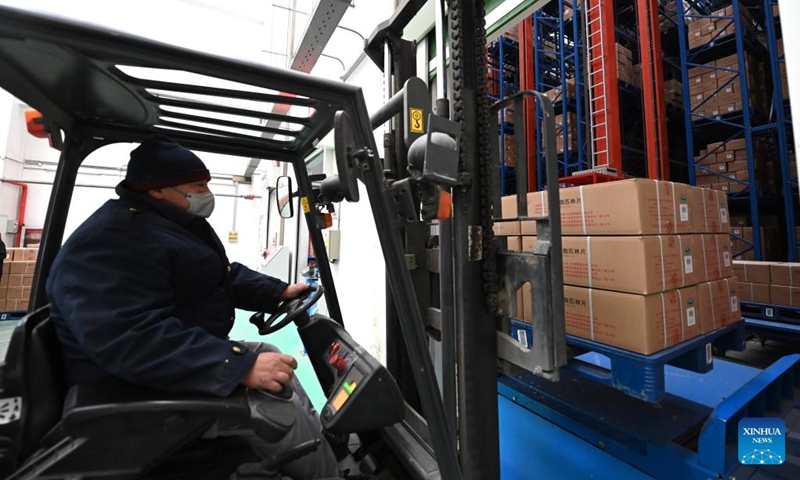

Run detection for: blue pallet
[[745, 318, 800, 343], [741, 301, 800, 325], [509, 319, 746, 402]]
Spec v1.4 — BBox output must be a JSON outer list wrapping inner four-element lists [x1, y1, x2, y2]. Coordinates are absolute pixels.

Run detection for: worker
[[45, 135, 339, 479]]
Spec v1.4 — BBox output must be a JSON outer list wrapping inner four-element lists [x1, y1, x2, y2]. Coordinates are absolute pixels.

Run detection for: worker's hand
[[241, 352, 298, 392], [280, 282, 310, 300]]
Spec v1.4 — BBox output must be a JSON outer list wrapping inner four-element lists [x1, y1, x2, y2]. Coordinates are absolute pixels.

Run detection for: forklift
[[5, 1, 796, 479], [0, 1, 569, 478]]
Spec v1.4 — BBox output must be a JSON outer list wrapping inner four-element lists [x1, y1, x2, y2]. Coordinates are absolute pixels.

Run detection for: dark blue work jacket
[[46, 183, 288, 398]]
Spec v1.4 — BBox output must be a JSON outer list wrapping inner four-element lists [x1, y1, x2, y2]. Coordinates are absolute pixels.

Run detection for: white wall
[[779, 0, 800, 181], [4, 127, 265, 269]]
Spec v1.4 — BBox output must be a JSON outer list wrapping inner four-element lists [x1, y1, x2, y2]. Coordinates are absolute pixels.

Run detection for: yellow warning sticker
[[410, 108, 424, 133], [301, 197, 311, 214]]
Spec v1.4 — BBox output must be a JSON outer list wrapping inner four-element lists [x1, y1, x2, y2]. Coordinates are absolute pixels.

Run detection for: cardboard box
[[5, 274, 22, 287], [561, 235, 698, 294], [770, 286, 800, 307], [733, 260, 772, 284], [494, 220, 521, 236], [0, 274, 7, 288], [9, 262, 27, 275], [14, 299, 29, 311], [21, 274, 33, 287], [521, 219, 536, 235], [0, 286, 7, 300], [506, 236, 522, 252], [26, 262, 36, 274], [6, 286, 23, 299], [770, 263, 800, 287], [501, 194, 518, 218], [697, 280, 732, 333], [0, 299, 5, 311], [738, 281, 771, 303], [2, 261, 8, 275], [563, 285, 694, 355], [699, 234, 733, 281], [21, 248, 37, 262], [21, 286, 31, 299], [528, 179, 689, 235], [691, 187, 725, 233], [522, 236, 537, 252]]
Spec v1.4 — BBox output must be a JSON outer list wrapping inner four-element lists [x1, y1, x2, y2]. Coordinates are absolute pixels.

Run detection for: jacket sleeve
[[228, 262, 289, 313], [46, 223, 256, 398]]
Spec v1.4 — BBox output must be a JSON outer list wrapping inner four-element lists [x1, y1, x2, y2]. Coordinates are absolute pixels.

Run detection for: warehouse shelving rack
[[676, 0, 794, 261], [488, 35, 520, 195], [532, 0, 589, 191]]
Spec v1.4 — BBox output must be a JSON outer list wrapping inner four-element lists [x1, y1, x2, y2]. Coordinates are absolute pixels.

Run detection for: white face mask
[[170, 188, 215, 218]]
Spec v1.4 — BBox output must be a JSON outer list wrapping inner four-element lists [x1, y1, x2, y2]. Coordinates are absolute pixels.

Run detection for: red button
[[329, 353, 347, 373], [330, 342, 340, 355]]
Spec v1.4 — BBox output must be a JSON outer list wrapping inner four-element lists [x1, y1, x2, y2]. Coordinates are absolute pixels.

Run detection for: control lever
[[328, 342, 347, 373]]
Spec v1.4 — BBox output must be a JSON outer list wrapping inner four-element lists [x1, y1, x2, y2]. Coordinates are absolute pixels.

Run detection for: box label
[[766, 307, 774, 318], [516, 329, 529, 347], [680, 204, 689, 222], [724, 251, 731, 267], [684, 255, 694, 274], [706, 343, 712, 365], [687, 307, 696, 326], [721, 208, 729, 223], [731, 295, 739, 312]]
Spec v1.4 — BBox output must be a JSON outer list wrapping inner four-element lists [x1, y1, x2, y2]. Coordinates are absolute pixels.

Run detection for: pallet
[[509, 319, 747, 402], [741, 301, 800, 325]]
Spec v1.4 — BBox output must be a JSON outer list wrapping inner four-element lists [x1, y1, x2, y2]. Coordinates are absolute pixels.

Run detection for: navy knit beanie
[[125, 135, 211, 192]]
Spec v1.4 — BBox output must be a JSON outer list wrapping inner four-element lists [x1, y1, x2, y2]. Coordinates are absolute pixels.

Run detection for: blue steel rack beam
[[676, 0, 764, 260], [533, 1, 588, 191]]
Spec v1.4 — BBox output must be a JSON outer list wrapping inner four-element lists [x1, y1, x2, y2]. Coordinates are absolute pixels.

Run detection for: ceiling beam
[[245, 0, 353, 179]]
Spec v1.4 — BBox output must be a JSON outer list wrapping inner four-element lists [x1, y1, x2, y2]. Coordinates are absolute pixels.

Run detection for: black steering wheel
[[249, 284, 325, 335]]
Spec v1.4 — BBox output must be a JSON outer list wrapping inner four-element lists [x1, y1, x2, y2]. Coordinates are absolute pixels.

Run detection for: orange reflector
[[322, 213, 333, 229], [436, 190, 452, 220], [25, 110, 48, 138]]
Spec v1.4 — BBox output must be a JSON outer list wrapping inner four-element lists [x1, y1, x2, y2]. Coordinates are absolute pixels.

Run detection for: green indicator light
[[343, 382, 357, 394]]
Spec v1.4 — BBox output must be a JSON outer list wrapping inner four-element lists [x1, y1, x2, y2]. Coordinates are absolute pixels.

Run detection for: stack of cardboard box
[[616, 43, 637, 87], [502, 133, 517, 168], [693, 138, 776, 194], [0, 247, 37, 312], [555, 112, 578, 154], [688, 52, 765, 120], [664, 79, 684, 108], [496, 179, 741, 355], [543, 78, 576, 104], [688, 3, 756, 50], [735, 261, 800, 307]]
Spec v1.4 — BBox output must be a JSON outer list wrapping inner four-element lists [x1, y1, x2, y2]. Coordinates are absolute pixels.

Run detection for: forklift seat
[[0, 307, 275, 479]]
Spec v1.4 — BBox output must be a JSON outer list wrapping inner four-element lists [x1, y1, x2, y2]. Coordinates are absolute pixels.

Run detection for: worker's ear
[[147, 188, 166, 200]]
